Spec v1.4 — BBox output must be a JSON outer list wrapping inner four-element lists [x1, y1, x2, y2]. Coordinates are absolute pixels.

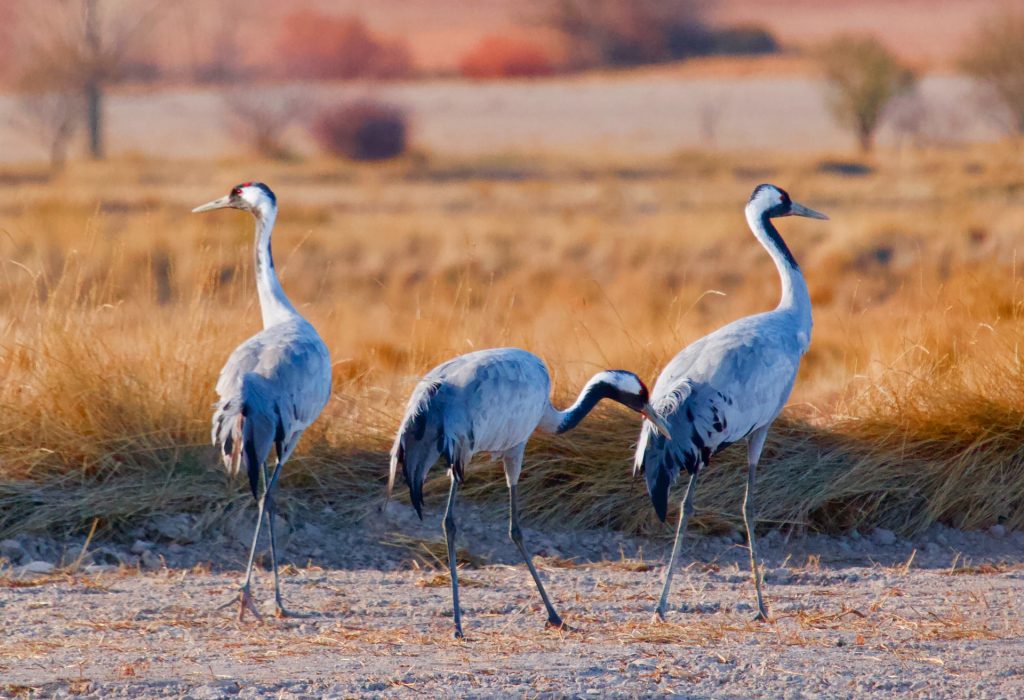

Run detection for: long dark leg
[[654, 471, 698, 621], [262, 460, 289, 618], [508, 484, 564, 629], [744, 426, 770, 622], [442, 473, 464, 639], [233, 466, 272, 622]]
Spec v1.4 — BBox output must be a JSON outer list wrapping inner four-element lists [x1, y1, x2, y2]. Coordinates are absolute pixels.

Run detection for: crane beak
[[789, 202, 829, 220], [192, 195, 233, 213], [641, 405, 672, 440]]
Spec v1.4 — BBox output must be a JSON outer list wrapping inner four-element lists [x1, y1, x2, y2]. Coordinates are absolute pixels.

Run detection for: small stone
[[924, 542, 941, 555], [83, 564, 117, 574], [151, 513, 197, 543], [18, 560, 55, 575], [627, 658, 657, 672], [141, 550, 162, 570], [848, 529, 862, 541], [130, 539, 154, 554], [0, 539, 26, 563], [990, 524, 1006, 538], [871, 528, 897, 546]]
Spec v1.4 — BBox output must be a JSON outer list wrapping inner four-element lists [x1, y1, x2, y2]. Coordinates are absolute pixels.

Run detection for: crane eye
[[231, 187, 242, 196]]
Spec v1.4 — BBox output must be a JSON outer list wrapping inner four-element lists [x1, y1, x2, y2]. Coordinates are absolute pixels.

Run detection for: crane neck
[[252, 203, 299, 328], [745, 206, 812, 335], [540, 374, 630, 434]]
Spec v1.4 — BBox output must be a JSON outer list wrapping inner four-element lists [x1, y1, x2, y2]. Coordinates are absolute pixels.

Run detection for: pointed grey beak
[[789, 201, 829, 220], [192, 195, 233, 214], [641, 405, 672, 440]]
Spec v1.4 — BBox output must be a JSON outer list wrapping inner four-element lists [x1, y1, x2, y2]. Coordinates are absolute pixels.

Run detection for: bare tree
[[7, 93, 83, 170], [960, 8, 1024, 136], [14, 0, 161, 159], [816, 35, 916, 152], [537, 0, 708, 69], [223, 88, 308, 160]]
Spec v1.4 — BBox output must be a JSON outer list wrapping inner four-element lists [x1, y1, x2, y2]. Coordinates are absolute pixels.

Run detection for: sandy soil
[[2, 501, 1022, 698]]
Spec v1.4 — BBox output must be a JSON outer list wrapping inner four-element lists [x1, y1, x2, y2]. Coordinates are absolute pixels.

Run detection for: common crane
[[388, 347, 671, 638], [194, 182, 332, 621], [634, 184, 828, 622]]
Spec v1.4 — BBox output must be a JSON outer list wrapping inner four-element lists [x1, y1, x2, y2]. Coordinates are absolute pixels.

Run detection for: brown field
[[1, 144, 1023, 540]]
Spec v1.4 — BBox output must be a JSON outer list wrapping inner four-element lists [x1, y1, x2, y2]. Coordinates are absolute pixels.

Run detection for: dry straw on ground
[[1, 146, 1023, 539]]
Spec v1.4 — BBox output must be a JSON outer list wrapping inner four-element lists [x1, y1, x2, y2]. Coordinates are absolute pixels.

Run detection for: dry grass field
[[2, 144, 1023, 542]]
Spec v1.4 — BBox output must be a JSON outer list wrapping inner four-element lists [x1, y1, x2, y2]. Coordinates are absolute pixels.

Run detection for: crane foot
[[752, 609, 772, 623], [217, 586, 263, 622], [545, 617, 577, 633], [652, 608, 668, 623], [238, 587, 263, 622]]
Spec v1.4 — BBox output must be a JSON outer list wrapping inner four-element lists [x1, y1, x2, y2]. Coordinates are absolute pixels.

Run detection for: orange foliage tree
[[275, 11, 412, 80], [460, 34, 556, 79]]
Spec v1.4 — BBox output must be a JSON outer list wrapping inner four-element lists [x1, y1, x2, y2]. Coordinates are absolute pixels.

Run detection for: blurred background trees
[[13, 0, 162, 161], [539, 0, 776, 69], [817, 36, 916, 152], [959, 8, 1024, 136], [275, 11, 413, 81]]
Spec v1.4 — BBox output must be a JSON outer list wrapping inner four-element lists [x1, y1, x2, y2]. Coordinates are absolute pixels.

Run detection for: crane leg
[[508, 484, 565, 631], [442, 473, 464, 639], [229, 465, 275, 623], [654, 471, 698, 622], [744, 426, 771, 622], [262, 460, 290, 618]]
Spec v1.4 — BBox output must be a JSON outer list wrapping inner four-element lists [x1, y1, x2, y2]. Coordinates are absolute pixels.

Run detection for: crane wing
[[211, 319, 331, 496], [635, 315, 803, 521]]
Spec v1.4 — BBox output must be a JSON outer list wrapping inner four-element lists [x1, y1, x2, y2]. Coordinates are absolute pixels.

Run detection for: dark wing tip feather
[[651, 460, 671, 523], [243, 433, 260, 500]]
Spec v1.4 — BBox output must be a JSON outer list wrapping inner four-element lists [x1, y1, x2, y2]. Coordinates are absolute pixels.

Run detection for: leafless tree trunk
[[83, 0, 103, 158]]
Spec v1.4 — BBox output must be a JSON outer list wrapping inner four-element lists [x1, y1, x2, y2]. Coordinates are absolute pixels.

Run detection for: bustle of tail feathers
[[388, 381, 461, 520], [211, 374, 283, 499], [634, 389, 708, 523]]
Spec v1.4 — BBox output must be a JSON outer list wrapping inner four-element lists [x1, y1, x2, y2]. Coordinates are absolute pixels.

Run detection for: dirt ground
[[2, 502, 1023, 698]]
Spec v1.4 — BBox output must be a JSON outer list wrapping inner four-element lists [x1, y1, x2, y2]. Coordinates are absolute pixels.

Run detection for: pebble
[[627, 658, 658, 672], [871, 528, 897, 546], [18, 560, 55, 575], [0, 538, 26, 563], [131, 539, 155, 554], [150, 514, 197, 543], [990, 524, 1006, 538], [141, 550, 162, 570]]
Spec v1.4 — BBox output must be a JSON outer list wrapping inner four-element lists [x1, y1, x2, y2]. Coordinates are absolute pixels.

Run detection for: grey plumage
[[634, 183, 828, 623], [388, 347, 668, 638], [212, 319, 331, 498]]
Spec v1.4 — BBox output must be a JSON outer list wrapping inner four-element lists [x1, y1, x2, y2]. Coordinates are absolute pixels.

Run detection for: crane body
[[389, 347, 670, 638], [634, 184, 828, 622], [195, 182, 331, 621]]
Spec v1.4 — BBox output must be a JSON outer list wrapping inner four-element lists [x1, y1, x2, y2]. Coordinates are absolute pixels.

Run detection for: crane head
[[596, 370, 672, 439], [192, 182, 277, 215], [747, 184, 828, 221]]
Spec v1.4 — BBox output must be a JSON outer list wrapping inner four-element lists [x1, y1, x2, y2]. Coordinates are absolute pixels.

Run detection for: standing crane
[[387, 347, 671, 639], [634, 184, 828, 622], [194, 182, 331, 621]]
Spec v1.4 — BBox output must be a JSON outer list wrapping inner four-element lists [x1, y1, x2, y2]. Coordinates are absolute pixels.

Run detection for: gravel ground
[[2, 504, 1023, 698]]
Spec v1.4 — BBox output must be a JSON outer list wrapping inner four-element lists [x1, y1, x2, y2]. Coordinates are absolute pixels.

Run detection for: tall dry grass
[[1, 146, 1023, 539]]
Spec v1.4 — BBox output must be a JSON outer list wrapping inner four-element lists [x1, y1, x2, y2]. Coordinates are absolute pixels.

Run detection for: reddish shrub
[[312, 101, 408, 161], [459, 34, 556, 79], [276, 11, 413, 80]]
